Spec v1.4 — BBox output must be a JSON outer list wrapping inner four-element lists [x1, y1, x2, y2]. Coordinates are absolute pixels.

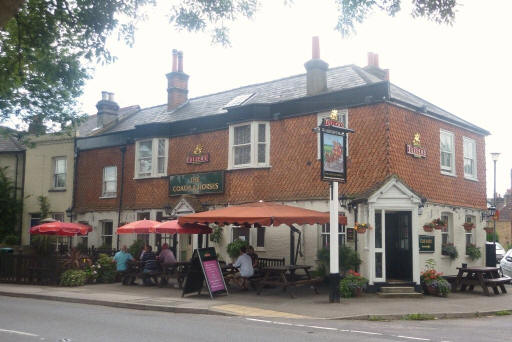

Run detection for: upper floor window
[[53, 157, 67, 189], [317, 109, 348, 159], [102, 166, 117, 198], [463, 137, 477, 180], [228, 122, 270, 169], [440, 130, 455, 176], [135, 138, 168, 178]]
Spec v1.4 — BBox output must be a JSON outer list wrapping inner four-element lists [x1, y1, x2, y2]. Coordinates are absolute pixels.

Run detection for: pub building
[[73, 39, 489, 291]]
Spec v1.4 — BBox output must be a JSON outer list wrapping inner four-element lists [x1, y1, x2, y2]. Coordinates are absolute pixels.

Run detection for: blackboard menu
[[419, 235, 435, 253]]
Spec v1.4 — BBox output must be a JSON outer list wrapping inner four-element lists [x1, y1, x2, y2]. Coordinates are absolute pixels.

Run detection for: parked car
[[499, 249, 512, 278], [487, 242, 506, 263]]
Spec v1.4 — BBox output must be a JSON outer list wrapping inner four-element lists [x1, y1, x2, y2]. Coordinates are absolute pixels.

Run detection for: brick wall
[[387, 104, 487, 209], [74, 103, 486, 212]]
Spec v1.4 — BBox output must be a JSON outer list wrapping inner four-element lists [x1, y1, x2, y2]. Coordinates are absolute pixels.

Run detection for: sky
[[79, 0, 512, 200]]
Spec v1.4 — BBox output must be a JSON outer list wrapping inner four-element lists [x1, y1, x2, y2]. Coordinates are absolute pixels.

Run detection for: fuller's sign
[[169, 171, 224, 196], [187, 144, 210, 164], [406, 133, 426, 158]]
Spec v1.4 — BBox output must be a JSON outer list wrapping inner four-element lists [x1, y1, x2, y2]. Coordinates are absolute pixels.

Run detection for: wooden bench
[[483, 276, 511, 295], [257, 257, 285, 268]]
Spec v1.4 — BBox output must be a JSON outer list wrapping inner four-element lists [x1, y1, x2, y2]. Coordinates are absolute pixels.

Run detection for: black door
[[385, 212, 412, 281]]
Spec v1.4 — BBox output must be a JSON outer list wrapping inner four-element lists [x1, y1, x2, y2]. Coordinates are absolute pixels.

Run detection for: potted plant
[[483, 226, 493, 234], [423, 222, 435, 232], [339, 269, 368, 298], [420, 259, 451, 297], [354, 223, 371, 234], [462, 222, 475, 231], [466, 243, 481, 261], [442, 243, 458, 259], [432, 218, 446, 230], [227, 239, 249, 260]]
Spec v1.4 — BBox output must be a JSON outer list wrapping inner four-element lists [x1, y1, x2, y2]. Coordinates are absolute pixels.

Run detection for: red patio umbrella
[[116, 219, 160, 234], [154, 220, 212, 235], [30, 221, 92, 236], [178, 201, 347, 226]]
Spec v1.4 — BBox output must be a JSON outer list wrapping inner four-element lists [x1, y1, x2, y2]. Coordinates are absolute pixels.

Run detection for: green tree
[[0, 166, 22, 242], [1, 0, 457, 127]]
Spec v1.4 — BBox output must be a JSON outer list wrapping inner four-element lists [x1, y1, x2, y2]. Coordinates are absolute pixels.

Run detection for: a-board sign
[[182, 247, 228, 299], [419, 235, 435, 253]]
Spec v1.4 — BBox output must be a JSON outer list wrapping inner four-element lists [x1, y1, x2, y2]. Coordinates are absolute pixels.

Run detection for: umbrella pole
[[329, 181, 340, 303]]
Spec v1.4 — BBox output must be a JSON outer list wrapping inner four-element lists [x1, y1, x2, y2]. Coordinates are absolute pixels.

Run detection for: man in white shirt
[[232, 246, 254, 289]]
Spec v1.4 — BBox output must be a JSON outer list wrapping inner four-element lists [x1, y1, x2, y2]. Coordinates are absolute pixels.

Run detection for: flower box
[[484, 227, 493, 234], [354, 223, 371, 234], [423, 225, 434, 232], [462, 222, 475, 231]]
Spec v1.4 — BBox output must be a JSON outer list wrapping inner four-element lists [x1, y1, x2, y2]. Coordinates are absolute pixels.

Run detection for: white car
[[499, 249, 512, 278]]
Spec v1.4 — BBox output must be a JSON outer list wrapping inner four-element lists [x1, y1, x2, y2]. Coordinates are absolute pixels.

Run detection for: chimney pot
[[102, 91, 109, 101], [172, 49, 178, 72], [96, 91, 119, 128], [166, 50, 189, 111], [312, 36, 320, 59], [177, 51, 184, 72], [367, 52, 379, 67]]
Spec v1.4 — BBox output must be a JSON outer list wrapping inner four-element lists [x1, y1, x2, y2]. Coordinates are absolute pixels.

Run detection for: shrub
[[466, 244, 481, 261], [316, 246, 361, 278], [60, 269, 87, 287], [128, 239, 146, 260], [486, 231, 499, 243], [84, 264, 99, 284], [339, 270, 368, 298], [3, 234, 19, 245], [210, 225, 223, 244], [442, 243, 458, 259], [96, 253, 116, 283], [403, 313, 435, 321], [420, 259, 451, 297], [227, 239, 249, 260]]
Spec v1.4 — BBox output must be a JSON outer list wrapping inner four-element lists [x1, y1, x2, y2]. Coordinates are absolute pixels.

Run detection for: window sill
[[440, 171, 457, 178], [99, 195, 117, 199], [228, 165, 271, 171], [255, 247, 266, 252], [133, 175, 167, 180], [48, 188, 66, 192], [464, 176, 478, 182]]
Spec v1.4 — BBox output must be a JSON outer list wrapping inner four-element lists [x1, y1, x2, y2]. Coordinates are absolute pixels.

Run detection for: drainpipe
[[18, 150, 26, 243], [70, 138, 79, 223], [117, 146, 127, 250], [354, 205, 359, 273]]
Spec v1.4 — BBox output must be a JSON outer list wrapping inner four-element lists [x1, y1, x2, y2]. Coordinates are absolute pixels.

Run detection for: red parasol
[[178, 201, 347, 226], [116, 219, 160, 234], [154, 220, 212, 235], [30, 221, 92, 236]]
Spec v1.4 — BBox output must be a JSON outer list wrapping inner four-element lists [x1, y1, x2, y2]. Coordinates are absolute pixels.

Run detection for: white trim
[[228, 121, 270, 169], [134, 138, 169, 179], [463, 136, 478, 181], [440, 129, 456, 176], [317, 109, 348, 159]]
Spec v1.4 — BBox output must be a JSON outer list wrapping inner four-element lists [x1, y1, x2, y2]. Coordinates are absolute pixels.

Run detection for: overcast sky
[[79, 0, 512, 199]]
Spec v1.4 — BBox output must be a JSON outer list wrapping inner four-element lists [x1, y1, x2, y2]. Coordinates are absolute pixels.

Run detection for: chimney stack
[[96, 91, 119, 128], [304, 36, 328, 96], [166, 49, 189, 111], [366, 52, 390, 81]]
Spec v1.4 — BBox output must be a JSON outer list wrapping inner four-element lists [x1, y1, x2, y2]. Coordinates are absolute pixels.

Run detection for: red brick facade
[[74, 102, 486, 213]]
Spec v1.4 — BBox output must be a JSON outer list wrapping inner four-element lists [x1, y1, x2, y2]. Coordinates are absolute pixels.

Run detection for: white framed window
[[228, 121, 270, 169], [135, 138, 168, 178], [101, 221, 113, 248], [465, 215, 475, 253], [231, 225, 266, 248], [53, 157, 67, 189], [463, 137, 477, 180], [440, 130, 455, 176], [102, 166, 117, 198], [320, 224, 346, 249], [441, 213, 453, 250], [317, 109, 348, 159]]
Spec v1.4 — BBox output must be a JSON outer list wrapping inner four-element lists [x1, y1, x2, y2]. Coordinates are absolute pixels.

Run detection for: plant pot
[[356, 228, 367, 234], [434, 224, 445, 230], [423, 225, 434, 232], [425, 285, 438, 296], [463, 224, 474, 232], [484, 227, 493, 234], [352, 287, 363, 297]]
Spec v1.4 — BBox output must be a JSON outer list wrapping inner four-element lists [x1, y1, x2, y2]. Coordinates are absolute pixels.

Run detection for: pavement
[[1, 282, 512, 320]]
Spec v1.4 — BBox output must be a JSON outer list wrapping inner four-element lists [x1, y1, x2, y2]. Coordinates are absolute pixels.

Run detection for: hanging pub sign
[[169, 171, 224, 196], [319, 110, 354, 182], [405, 133, 426, 158], [419, 235, 435, 253], [187, 144, 210, 164]]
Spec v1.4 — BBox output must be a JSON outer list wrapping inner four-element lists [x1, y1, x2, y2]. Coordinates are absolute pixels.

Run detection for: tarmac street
[[1, 296, 511, 342]]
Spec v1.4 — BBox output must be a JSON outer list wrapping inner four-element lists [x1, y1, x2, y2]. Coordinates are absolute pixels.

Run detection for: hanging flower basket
[[462, 222, 475, 231], [432, 218, 446, 230], [354, 223, 371, 234], [423, 224, 435, 232], [484, 226, 493, 234]]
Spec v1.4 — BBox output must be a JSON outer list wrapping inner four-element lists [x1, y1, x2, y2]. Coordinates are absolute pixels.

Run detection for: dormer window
[[135, 138, 168, 178]]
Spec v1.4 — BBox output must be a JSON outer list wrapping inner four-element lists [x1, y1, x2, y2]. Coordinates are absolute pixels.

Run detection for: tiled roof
[[0, 131, 25, 152], [100, 64, 487, 135]]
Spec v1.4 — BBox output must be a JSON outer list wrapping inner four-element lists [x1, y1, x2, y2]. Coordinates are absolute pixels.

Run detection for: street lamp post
[[491, 152, 500, 264]]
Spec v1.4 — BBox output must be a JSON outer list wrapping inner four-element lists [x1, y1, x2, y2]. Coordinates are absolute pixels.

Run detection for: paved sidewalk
[[1, 283, 512, 320]]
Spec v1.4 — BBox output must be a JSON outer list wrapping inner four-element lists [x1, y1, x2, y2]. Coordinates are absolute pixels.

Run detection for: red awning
[[154, 220, 212, 234], [178, 201, 346, 226], [30, 221, 92, 236]]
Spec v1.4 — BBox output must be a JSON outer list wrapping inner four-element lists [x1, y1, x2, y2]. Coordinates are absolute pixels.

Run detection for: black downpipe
[[17, 151, 26, 242], [70, 139, 79, 223], [354, 206, 359, 273], [117, 146, 127, 250]]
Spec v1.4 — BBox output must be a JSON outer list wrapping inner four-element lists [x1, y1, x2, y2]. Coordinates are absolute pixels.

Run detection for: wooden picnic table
[[256, 265, 320, 298], [454, 266, 511, 296], [160, 261, 192, 288]]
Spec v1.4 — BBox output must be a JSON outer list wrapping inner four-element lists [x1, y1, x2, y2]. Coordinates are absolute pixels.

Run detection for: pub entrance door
[[385, 211, 412, 281]]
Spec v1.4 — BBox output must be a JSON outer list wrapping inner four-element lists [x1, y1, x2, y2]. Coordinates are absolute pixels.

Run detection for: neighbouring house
[[72, 39, 489, 290], [0, 127, 25, 241]]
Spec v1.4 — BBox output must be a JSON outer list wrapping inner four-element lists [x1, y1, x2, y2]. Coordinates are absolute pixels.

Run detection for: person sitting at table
[[231, 246, 254, 290], [247, 245, 259, 269], [141, 245, 159, 285], [159, 243, 177, 265], [113, 245, 135, 285]]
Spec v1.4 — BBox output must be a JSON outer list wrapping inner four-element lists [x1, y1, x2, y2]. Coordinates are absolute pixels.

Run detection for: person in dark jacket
[[141, 245, 158, 285]]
